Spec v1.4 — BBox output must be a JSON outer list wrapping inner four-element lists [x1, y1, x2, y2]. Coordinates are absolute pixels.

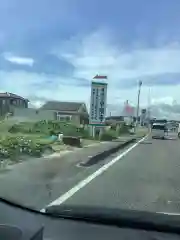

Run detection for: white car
[[151, 123, 167, 139], [178, 123, 180, 138]]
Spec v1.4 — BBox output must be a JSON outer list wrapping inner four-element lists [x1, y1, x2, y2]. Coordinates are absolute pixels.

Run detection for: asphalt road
[[59, 132, 180, 214], [0, 136, 135, 210], [1, 131, 180, 214]]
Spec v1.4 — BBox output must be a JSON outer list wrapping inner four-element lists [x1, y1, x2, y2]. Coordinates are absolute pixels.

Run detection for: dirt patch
[[81, 139, 100, 147]]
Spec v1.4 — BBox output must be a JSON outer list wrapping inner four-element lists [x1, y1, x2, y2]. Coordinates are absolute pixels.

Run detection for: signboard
[[89, 81, 107, 126]]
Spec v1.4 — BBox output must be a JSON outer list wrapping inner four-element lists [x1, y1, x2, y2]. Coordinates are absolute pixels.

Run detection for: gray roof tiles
[[0, 92, 29, 101], [41, 101, 84, 112]]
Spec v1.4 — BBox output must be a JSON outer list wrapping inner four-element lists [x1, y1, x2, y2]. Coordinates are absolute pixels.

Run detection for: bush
[[0, 136, 54, 160], [99, 131, 117, 141], [62, 136, 81, 147], [109, 123, 117, 131], [8, 120, 91, 139], [118, 123, 130, 135]]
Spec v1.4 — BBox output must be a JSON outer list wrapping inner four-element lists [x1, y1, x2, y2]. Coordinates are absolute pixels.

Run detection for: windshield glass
[[0, 0, 180, 217], [152, 125, 165, 130]]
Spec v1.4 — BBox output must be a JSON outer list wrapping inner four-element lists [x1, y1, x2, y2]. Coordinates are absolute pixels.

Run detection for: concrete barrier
[[80, 138, 136, 167]]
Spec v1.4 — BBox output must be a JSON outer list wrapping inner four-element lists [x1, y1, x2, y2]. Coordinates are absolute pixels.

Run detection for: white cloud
[[0, 69, 180, 119], [151, 96, 175, 105], [56, 29, 180, 87], [57, 29, 180, 118], [2, 29, 180, 119], [0, 70, 90, 102], [28, 101, 44, 109], [3, 53, 34, 66]]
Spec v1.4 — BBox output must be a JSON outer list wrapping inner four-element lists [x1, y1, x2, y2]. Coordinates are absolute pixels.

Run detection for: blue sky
[[1, 0, 180, 116]]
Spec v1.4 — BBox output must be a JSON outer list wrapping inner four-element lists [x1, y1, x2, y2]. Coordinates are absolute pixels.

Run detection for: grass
[[0, 120, 98, 158], [0, 120, 134, 153], [0, 120, 138, 170], [51, 143, 75, 152]]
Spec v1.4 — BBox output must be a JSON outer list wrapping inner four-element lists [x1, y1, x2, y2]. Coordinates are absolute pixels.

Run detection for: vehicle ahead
[[151, 123, 167, 139], [178, 123, 180, 139]]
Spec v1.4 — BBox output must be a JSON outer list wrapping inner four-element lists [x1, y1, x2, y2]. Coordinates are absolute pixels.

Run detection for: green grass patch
[[0, 120, 133, 161]]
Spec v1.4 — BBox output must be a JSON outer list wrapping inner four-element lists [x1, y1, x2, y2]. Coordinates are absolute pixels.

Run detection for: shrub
[[118, 123, 130, 135], [110, 123, 117, 131], [99, 131, 117, 141], [0, 136, 54, 160], [8, 120, 91, 138]]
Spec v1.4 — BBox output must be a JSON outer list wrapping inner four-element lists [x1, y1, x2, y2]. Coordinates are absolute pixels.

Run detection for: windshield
[[0, 0, 180, 218], [152, 125, 165, 130]]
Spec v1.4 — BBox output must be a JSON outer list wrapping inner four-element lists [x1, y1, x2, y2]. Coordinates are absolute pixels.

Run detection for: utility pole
[[147, 87, 151, 131], [136, 80, 142, 130]]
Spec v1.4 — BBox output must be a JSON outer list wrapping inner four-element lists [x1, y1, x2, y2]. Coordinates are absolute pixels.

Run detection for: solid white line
[[157, 212, 180, 216], [40, 134, 148, 212]]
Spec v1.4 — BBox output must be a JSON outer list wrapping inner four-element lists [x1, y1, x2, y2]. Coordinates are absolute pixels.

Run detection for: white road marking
[[157, 212, 180, 216], [40, 134, 148, 212]]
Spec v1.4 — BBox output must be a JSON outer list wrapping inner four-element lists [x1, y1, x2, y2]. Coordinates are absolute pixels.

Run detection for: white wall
[[12, 108, 55, 121]]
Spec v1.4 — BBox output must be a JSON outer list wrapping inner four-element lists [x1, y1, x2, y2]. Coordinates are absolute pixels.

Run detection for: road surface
[[53, 132, 180, 214], [1, 132, 180, 214], [0, 136, 134, 210]]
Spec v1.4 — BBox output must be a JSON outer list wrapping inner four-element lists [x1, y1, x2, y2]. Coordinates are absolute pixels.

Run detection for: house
[[0, 92, 29, 116], [40, 101, 89, 125], [106, 116, 124, 121]]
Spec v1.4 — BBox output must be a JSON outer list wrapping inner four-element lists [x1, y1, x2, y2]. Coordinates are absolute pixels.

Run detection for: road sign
[[89, 81, 107, 126]]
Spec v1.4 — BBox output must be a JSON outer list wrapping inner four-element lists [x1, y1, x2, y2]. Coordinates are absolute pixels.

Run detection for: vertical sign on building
[[89, 75, 107, 126]]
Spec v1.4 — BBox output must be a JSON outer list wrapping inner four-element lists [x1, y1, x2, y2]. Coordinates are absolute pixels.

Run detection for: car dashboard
[[0, 199, 180, 240]]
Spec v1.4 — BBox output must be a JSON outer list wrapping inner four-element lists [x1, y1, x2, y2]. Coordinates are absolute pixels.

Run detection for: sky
[[1, 0, 180, 118]]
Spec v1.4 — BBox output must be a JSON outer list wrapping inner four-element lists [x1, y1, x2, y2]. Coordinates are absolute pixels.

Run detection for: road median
[[79, 131, 148, 167], [50, 132, 147, 168], [79, 138, 136, 167], [79, 130, 148, 167]]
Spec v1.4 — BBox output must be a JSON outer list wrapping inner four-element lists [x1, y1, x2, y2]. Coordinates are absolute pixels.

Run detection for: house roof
[[0, 92, 29, 101], [40, 101, 85, 112]]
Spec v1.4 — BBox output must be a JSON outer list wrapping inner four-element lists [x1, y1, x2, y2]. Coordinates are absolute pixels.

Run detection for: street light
[[136, 80, 142, 129]]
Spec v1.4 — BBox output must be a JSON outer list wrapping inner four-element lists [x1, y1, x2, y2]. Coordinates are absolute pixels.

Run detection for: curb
[[79, 138, 136, 167]]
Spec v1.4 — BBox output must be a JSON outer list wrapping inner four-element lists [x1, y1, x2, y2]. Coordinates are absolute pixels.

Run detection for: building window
[[56, 112, 72, 121], [10, 99, 17, 105]]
